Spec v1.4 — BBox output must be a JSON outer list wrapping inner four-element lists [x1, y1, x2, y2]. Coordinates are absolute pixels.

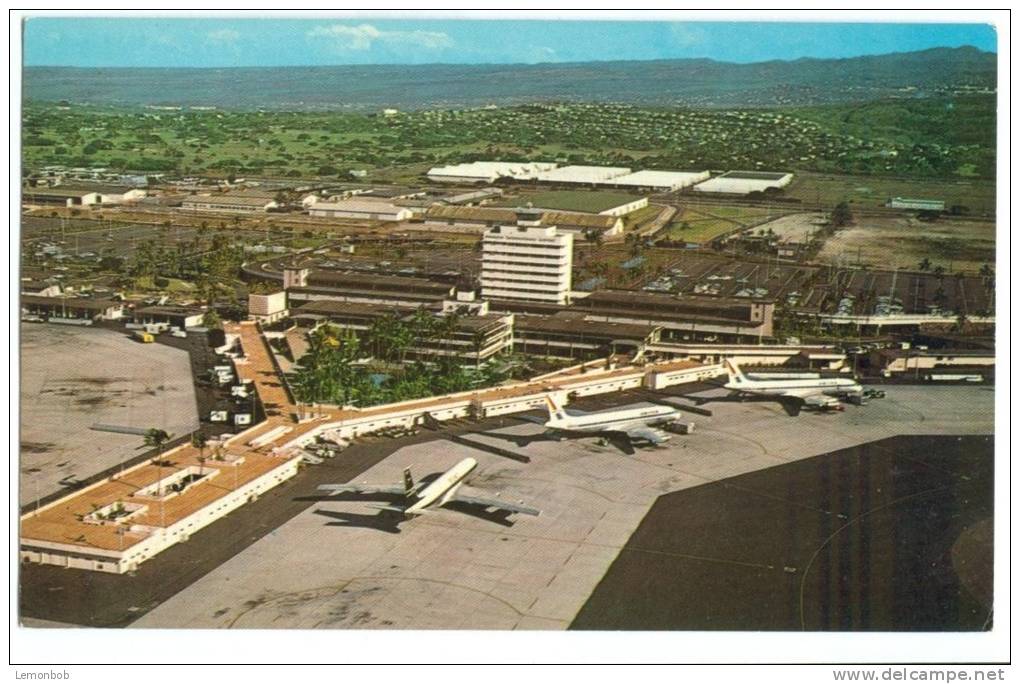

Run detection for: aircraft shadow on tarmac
[[678, 392, 804, 417], [313, 508, 403, 534], [446, 433, 533, 462], [471, 426, 654, 456]]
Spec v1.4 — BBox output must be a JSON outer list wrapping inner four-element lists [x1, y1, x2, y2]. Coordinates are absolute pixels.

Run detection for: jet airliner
[[318, 457, 540, 518], [722, 360, 862, 410]]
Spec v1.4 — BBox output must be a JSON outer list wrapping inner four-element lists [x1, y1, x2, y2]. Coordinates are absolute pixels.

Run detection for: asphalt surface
[[18, 415, 522, 627], [19, 324, 200, 507], [570, 434, 994, 631]]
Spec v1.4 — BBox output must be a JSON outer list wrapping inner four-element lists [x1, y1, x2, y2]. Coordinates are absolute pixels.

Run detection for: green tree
[[191, 433, 208, 475], [829, 201, 853, 228]]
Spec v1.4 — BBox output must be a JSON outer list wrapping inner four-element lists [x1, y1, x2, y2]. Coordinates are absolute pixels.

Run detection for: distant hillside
[[24, 47, 995, 110]]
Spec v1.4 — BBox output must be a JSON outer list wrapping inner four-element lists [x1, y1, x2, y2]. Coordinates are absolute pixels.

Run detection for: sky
[[22, 17, 997, 68]]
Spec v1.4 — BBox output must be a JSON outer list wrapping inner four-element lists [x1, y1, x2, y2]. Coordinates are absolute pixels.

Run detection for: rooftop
[[609, 170, 710, 188], [309, 199, 409, 214], [22, 294, 122, 311], [515, 313, 660, 340], [20, 443, 300, 553], [182, 194, 275, 207], [427, 205, 617, 230]]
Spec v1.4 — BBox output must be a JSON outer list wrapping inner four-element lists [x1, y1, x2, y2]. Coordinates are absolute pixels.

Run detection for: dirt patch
[[816, 216, 995, 273]]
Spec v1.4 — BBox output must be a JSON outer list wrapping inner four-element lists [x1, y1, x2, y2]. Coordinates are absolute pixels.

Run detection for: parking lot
[[130, 383, 993, 630], [19, 324, 200, 506]]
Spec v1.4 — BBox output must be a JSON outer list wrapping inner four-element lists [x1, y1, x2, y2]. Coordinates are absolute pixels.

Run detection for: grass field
[[497, 190, 644, 214], [662, 219, 741, 244], [785, 172, 996, 217], [662, 205, 786, 244]]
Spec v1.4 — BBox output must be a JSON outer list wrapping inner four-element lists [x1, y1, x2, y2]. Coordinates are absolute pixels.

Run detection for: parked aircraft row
[[317, 362, 868, 524]]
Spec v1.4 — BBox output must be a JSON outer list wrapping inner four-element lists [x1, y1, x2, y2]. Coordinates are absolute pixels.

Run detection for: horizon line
[[22, 44, 995, 71]]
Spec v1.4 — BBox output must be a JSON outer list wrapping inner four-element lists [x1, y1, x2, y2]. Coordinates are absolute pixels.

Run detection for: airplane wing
[[318, 483, 407, 496], [624, 426, 671, 445], [781, 390, 839, 407], [445, 494, 541, 517]]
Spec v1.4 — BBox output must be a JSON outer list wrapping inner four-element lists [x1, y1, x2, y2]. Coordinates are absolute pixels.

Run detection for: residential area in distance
[[17, 19, 997, 644]]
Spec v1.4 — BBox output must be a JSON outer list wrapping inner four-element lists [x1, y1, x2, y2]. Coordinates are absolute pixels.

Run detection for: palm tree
[[191, 432, 208, 475], [918, 257, 932, 272], [143, 428, 173, 526]]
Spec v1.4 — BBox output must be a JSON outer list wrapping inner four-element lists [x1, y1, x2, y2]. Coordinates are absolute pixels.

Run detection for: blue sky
[[23, 18, 997, 68]]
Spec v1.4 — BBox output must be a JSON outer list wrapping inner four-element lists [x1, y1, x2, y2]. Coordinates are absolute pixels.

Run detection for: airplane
[[721, 359, 862, 411], [317, 457, 540, 519], [539, 394, 681, 454]]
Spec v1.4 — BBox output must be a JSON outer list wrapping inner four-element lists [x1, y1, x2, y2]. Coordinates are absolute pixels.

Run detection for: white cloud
[[307, 23, 453, 52], [670, 24, 708, 48], [206, 28, 241, 44]]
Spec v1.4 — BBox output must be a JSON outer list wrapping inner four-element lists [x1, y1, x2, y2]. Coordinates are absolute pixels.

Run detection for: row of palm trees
[[289, 311, 512, 409]]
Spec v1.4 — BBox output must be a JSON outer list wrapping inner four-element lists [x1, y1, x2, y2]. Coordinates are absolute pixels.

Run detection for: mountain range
[[23, 46, 995, 110]]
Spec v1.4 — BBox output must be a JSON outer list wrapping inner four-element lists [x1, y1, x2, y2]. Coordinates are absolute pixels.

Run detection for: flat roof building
[[22, 183, 146, 207], [574, 290, 775, 341], [181, 194, 279, 213], [887, 197, 946, 212], [481, 209, 574, 305], [285, 268, 455, 308], [307, 199, 413, 222], [693, 171, 794, 195], [426, 161, 557, 184], [514, 312, 661, 359], [535, 165, 632, 185], [608, 170, 711, 191], [133, 305, 206, 329], [22, 294, 124, 322]]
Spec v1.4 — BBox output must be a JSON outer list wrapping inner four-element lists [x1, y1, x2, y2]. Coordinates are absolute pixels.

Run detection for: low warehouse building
[[181, 195, 278, 213], [133, 305, 206, 329], [608, 170, 711, 191], [307, 199, 413, 222], [426, 161, 556, 184], [535, 165, 631, 185], [21, 294, 125, 322], [887, 197, 946, 212], [869, 348, 994, 378], [20, 443, 302, 574], [22, 183, 146, 207], [693, 171, 794, 195]]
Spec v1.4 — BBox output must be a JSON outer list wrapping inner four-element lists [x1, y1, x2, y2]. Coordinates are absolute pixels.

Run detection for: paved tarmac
[[19, 324, 200, 506], [132, 384, 993, 630], [572, 434, 993, 631]]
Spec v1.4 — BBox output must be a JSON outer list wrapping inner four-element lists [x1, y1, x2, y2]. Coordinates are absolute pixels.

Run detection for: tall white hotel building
[[480, 208, 573, 305]]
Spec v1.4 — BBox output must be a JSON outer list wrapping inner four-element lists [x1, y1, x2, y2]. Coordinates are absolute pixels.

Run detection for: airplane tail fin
[[545, 394, 568, 422], [723, 359, 747, 384], [402, 468, 414, 497]]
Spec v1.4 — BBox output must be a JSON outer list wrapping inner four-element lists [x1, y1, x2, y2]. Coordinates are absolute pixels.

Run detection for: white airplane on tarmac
[[318, 457, 540, 518], [541, 394, 681, 453], [722, 359, 863, 411]]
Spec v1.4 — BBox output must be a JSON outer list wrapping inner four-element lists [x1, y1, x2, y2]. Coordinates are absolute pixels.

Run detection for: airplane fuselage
[[544, 405, 680, 434], [724, 377, 861, 397], [406, 457, 477, 514]]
